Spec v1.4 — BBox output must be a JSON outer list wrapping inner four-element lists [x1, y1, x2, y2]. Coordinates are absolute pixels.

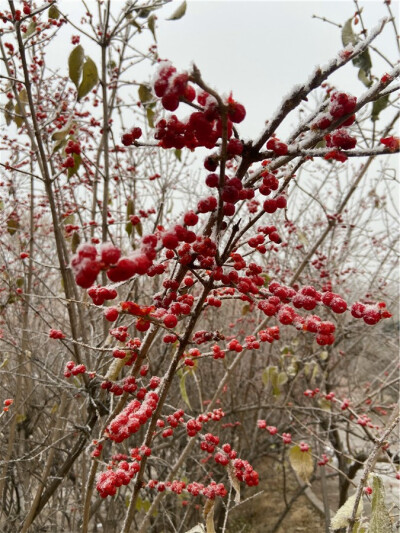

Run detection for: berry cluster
[[325, 128, 356, 150], [121, 127, 142, 146], [105, 391, 159, 443], [64, 361, 86, 377], [88, 286, 117, 306], [350, 301, 391, 325], [49, 328, 66, 339], [153, 64, 245, 160], [71, 239, 155, 288], [96, 458, 141, 498], [266, 137, 288, 156], [65, 139, 81, 155]]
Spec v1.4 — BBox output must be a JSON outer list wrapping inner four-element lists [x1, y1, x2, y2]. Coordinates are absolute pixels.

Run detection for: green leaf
[[53, 138, 67, 153], [286, 362, 298, 378], [125, 221, 133, 236], [135, 221, 143, 237], [319, 350, 329, 361], [331, 494, 363, 530], [52, 129, 69, 141], [371, 94, 389, 122], [19, 89, 28, 103], [289, 445, 314, 484], [369, 475, 393, 533], [358, 68, 372, 87], [138, 84, 153, 104], [4, 100, 13, 126], [174, 149, 182, 161], [7, 218, 20, 235], [68, 45, 85, 88], [353, 49, 372, 73], [146, 107, 155, 128], [23, 21, 37, 39], [126, 199, 134, 217], [67, 153, 81, 179], [178, 369, 191, 410], [262, 365, 277, 386], [148, 14, 157, 41], [48, 4, 60, 20], [137, 8, 150, 18], [77, 57, 98, 101], [278, 372, 288, 387], [135, 497, 151, 512], [14, 102, 24, 128], [342, 18, 357, 47], [167, 1, 187, 20], [129, 18, 143, 32], [319, 398, 332, 411]]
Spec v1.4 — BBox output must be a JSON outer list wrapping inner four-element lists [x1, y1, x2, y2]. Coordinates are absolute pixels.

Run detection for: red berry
[[263, 199, 278, 213], [163, 314, 178, 329], [183, 211, 198, 226], [104, 307, 119, 322]]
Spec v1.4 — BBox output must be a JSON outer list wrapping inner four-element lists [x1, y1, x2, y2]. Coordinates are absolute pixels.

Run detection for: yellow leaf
[[288, 445, 313, 484]]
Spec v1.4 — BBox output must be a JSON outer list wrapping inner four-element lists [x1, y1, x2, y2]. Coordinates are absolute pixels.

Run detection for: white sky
[[154, 0, 398, 138], [48, 0, 399, 142]]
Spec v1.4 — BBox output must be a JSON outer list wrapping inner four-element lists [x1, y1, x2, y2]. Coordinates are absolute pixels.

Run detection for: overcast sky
[[153, 0, 398, 138], [50, 0, 399, 142]]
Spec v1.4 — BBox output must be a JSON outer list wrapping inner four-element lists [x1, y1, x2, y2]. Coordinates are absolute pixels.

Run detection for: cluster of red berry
[[105, 391, 159, 443], [70, 239, 155, 288], [49, 328, 66, 339], [63, 361, 86, 378]]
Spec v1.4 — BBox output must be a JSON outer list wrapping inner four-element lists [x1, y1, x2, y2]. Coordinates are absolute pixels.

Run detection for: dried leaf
[[331, 493, 363, 530], [4, 100, 13, 126], [184, 526, 205, 533], [342, 18, 357, 47], [7, 218, 20, 235], [288, 445, 313, 484], [148, 14, 157, 41], [227, 462, 240, 503], [167, 1, 187, 20], [203, 499, 216, 533]]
